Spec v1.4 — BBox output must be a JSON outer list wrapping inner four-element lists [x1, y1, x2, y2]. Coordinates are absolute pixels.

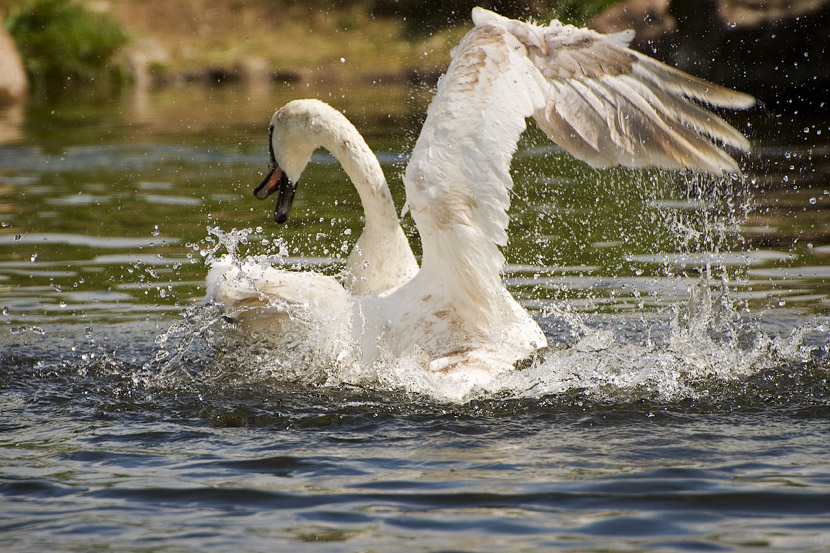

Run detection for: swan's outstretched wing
[[404, 7, 753, 328], [483, 8, 753, 172]]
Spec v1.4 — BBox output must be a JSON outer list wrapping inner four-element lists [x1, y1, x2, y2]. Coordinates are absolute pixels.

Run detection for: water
[[1, 82, 828, 552]]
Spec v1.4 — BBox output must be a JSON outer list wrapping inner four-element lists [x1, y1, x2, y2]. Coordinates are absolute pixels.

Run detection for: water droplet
[[2, 306, 8, 316], [152, 225, 160, 237], [809, 197, 817, 205], [30, 253, 37, 263]]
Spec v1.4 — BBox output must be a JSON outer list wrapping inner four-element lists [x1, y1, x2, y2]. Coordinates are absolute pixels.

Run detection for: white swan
[[207, 7, 753, 378], [254, 99, 419, 296]]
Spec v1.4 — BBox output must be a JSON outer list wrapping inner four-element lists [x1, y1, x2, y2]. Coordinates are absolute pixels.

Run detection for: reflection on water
[[0, 104, 24, 145]]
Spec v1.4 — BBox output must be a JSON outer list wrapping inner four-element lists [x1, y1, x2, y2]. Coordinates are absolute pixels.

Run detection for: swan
[[254, 99, 419, 296], [207, 7, 753, 379]]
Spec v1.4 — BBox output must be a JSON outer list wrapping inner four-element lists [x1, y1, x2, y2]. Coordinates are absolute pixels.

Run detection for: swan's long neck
[[321, 123, 400, 235], [301, 106, 417, 295]]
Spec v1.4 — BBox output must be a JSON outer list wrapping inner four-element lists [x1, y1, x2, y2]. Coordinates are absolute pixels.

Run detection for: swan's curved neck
[[277, 100, 416, 295], [315, 118, 399, 232]]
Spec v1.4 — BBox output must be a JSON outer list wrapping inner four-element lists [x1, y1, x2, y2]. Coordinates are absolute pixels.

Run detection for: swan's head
[[253, 100, 329, 223]]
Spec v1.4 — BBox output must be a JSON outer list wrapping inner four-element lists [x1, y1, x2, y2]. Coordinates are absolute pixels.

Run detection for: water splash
[[137, 170, 829, 404], [140, 274, 827, 404], [139, 225, 289, 387]]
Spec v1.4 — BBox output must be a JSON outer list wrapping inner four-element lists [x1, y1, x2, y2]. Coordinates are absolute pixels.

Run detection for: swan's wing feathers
[[404, 9, 754, 329], [545, 75, 743, 173], [509, 17, 753, 174], [541, 31, 636, 79], [405, 23, 542, 328], [631, 52, 755, 110]]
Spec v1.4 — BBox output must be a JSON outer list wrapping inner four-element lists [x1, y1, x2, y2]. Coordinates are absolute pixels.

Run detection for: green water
[[0, 82, 827, 327], [1, 82, 829, 553]]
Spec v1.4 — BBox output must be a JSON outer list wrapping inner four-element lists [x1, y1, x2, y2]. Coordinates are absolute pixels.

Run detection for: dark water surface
[[1, 82, 829, 552]]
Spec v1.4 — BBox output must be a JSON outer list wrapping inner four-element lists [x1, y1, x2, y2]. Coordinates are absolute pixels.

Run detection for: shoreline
[[99, 0, 462, 91]]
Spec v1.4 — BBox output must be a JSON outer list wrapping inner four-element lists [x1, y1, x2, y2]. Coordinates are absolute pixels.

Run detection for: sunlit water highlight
[[1, 84, 829, 552]]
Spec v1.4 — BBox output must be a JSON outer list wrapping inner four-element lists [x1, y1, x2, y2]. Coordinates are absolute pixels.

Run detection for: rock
[[121, 38, 170, 88], [0, 24, 28, 105], [590, 0, 830, 108], [204, 57, 275, 85], [590, 0, 674, 51], [237, 57, 271, 83]]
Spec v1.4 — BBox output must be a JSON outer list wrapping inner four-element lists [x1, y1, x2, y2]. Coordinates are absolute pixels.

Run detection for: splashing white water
[[147, 270, 827, 404], [146, 198, 828, 404]]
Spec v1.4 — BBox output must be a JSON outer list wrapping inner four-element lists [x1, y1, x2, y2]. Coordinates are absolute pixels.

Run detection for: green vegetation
[[6, 0, 128, 92], [2, 0, 623, 95]]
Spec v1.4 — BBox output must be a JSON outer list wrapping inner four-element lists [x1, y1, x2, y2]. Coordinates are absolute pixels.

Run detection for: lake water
[[1, 81, 828, 552]]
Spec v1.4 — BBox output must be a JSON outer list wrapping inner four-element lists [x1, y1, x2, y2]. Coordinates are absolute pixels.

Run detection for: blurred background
[[0, 1, 827, 324], [1, 0, 828, 107]]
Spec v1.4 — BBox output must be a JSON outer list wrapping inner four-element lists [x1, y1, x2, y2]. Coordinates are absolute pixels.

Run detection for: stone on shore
[[0, 23, 28, 105]]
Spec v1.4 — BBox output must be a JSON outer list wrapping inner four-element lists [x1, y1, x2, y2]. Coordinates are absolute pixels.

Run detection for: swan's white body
[[207, 7, 753, 380]]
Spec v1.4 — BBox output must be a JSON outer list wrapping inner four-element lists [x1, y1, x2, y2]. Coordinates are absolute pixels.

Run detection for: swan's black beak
[[253, 162, 297, 224], [253, 161, 284, 199], [253, 124, 298, 224], [273, 171, 297, 224]]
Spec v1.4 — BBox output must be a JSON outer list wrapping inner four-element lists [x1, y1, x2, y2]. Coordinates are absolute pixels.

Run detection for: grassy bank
[[4, 0, 621, 91], [4, 0, 127, 91], [93, 0, 466, 84]]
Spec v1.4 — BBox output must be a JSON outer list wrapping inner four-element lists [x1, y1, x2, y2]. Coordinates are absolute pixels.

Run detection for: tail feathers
[[206, 256, 348, 313]]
